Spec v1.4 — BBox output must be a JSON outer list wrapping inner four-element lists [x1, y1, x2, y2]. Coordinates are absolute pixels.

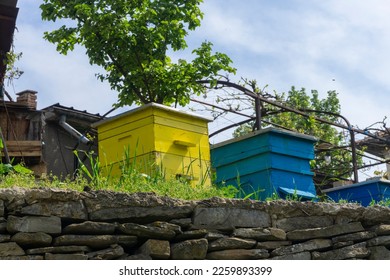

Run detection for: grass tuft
[[0, 150, 238, 200]]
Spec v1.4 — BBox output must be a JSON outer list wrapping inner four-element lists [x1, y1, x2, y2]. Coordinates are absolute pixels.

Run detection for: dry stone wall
[[1, 187, 390, 260]]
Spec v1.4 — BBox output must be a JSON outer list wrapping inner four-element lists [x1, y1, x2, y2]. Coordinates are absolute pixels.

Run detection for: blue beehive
[[211, 127, 317, 200], [323, 177, 390, 206]]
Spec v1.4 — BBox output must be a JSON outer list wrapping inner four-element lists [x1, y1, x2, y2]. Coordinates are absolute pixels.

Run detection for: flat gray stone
[[87, 244, 125, 260], [271, 252, 311, 260], [332, 231, 376, 243], [0, 219, 6, 233], [276, 216, 333, 232], [368, 246, 390, 260], [0, 234, 11, 243], [147, 221, 182, 234], [82, 191, 195, 210], [205, 232, 227, 241], [286, 222, 364, 241], [171, 238, 208, 260], [21, 201, 88, 220], [193, 207, 270, 230], [45, 253, 88, 260], [0, 255, 43, 260], [175, 229, 208, 241], [207, 249, 269, 260], [169, 218, 192, 229], [118, 254, 152, 260], [26, 245, 91, 255], [0, 200, 4, 217], [63, 221, 116, 234], [367, 235, 390, 247], [233, 228, 286, 241], [209, 237, 256, 251], [362, 206, 390, 226], [119, 223, 176, 240], [11, 232, 52, 247], [0, 187, 81, 206], [271, 239, 332, 256], [7, 215, 62, 234], [53, 235, 137, 249], [115, 235, 139, 248], [266, 200, 364, 220], [312, 242, 370, 260], [333, 241, 354, 249], [89, 206, 193, 223], [256, 241, 292, 250], [137, 239, 170, 259], [373, 224, 390, 236], [0, 242, 25, 256]]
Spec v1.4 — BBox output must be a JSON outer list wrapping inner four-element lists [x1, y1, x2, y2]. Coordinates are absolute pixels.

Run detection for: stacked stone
[[1, 187, 390, 260], [190, 203, 390, 260]]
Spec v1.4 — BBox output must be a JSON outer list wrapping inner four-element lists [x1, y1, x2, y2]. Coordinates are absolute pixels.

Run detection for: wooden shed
[[0, 90, 102, 178], [0, 90, 43, 171], [0, 1, 102, 179]]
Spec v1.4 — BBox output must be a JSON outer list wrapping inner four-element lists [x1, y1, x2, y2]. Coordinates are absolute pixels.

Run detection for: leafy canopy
[[232, 84, 363, 188], [40, 0, 236, 107]]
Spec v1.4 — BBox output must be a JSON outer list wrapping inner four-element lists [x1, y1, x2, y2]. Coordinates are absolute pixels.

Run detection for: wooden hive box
[[323, 177, 390, 206], [93, 103, 212, 186], [211, 127, 318, 200]]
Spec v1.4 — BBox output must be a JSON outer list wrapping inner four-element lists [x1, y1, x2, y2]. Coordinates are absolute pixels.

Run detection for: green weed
[[70, 147, 237, 200]]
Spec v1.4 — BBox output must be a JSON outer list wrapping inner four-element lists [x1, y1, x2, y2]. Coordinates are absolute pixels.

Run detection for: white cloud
[[8, 20, 120, 115], [8, 0, 390, 133], [193, 0, 390, 129]]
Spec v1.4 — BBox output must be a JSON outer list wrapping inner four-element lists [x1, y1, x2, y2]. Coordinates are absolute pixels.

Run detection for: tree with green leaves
[[224, 81, 363, 189], [40, 0, 236, 107]]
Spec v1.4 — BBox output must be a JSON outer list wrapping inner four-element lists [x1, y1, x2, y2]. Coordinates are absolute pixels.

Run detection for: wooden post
[[0, 127, 10, 164], [254, 97, 262, 131]]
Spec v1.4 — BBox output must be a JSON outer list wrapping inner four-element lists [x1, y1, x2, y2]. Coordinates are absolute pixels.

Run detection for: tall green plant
[[73, 148, 238, 199], [74, 150, 109, 189]]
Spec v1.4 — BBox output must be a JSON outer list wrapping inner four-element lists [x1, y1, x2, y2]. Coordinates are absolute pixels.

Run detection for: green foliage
[[0, 137, 33, 176], [73, 149, 238, 200], [0, 163, 13, 175], [11, 163, 34, 175], [260, 87, 341, 140], [0, 171, 88, 190], [0, 162, 33, 176], [2, 51, 23, 85], [0, 148, 238, 200], [74, 150, 108, 189], [371, 198, 390, 207], [233, 85, 363, 188], [40, 0, 236, 107]]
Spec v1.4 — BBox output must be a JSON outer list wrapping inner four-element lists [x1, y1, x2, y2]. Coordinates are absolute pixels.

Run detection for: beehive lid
[[323, 177, 390, 193], [92, 103, 213, 128], [211, 127, 317, 149]]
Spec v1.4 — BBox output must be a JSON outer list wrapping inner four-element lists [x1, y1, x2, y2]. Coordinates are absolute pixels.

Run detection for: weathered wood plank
[[6, 141, 41, 147], [5, 141, 42, 157]]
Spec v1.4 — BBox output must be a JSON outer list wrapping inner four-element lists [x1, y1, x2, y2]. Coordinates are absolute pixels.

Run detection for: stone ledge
[[0, 187, 389, 260]]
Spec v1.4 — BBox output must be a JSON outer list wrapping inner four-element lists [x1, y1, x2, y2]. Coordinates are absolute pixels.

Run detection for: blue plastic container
[[211, 127, 317, 200], [323, 177, 390, 206]]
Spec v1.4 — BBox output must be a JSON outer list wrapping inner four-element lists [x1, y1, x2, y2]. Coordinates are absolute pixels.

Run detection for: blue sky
[[7, 0, 390, 147]]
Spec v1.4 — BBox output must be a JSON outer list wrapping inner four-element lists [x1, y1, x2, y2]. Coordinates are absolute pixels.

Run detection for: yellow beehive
[[93, 103, 212, 186]]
